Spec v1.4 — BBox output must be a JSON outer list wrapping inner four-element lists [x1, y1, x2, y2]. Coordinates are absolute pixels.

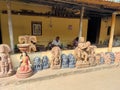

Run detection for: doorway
[[87, 17, 101, 44]]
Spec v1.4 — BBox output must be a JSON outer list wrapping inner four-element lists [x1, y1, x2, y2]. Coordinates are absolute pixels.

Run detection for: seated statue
[[33, 57, 43, 71], [16, 52, 33, 78], [0, 44, 14, 77], [61, 54, 69, 68], [68, 54, 76, 68], [42, 56, 49, 69], [50, 46, 61, 69]]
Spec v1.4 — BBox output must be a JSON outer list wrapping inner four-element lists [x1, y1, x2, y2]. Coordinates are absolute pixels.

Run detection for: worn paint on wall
[[1, 14, 88, 47]]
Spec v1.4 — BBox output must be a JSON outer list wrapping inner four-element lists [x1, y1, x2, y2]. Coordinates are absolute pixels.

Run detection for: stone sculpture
[[0, 44, 14, 77], [114, 52, 120, 64], [16, 44, 33, 78], [88, 45, 97, 66], [61, 54, 69, 68], [100, 52, 105, 64], [68, 54, 76, 68], [42, 56, 49, 69], [33, 57, 43, 71], [18, 35, 37, 52], [95, 53, 101, 65], [74, 37, 89, 68], [74, 37, 97, 68], [50, 46, 61, 69], [104, 52, 115, 64]]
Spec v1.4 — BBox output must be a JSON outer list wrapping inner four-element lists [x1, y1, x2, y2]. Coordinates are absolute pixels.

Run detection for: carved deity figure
[[50, 46, 61, 69], [74, 37, 89, 68], [68, 54, 76, 68], [74, 37, 97, 68], [95, 53, 101, 65], [88, 45, 97, 66], [42, 56, 49, 69], [114, 52, 120, 64], [61, 54, 69, 68], [18, 35, 37, 52], [33, 57, 43, 71], [104, 52, 115, 64], [0, 44, 14, 77], [16, 52, 33, 78], [18, 52, 32, 72]]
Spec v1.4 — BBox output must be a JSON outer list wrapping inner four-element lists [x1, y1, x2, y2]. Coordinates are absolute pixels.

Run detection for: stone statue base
[[0, 71, 15, 78], [16, 68, 33, 78], [51, 65, 61, 69], [76, 61, 89, 68], [62, 65, 69, 68]]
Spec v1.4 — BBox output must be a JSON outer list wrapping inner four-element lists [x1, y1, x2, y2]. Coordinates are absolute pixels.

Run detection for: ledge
[[0, 64, 119, 86]]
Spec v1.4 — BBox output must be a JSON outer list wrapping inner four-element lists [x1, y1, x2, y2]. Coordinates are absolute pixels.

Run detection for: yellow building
[[0, 0, 120, 50]]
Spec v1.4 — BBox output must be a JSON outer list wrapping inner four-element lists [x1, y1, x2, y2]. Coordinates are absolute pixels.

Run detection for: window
[[31, 21, 42, 36]]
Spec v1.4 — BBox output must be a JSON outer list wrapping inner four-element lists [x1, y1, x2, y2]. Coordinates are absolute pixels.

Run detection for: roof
[[10, 0, 120, 18]]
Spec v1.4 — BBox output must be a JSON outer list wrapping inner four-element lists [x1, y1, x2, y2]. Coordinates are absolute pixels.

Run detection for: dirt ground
[[0, 67, 120, 90]]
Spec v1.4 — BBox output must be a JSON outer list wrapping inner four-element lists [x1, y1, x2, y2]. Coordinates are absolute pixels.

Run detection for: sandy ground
[[0, 67, 120, 90]]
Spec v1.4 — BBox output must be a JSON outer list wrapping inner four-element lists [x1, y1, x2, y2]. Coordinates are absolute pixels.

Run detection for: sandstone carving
[[74, 37, 97, 68], [50, 46, 61, 69], [114, 52, 120, 64], [104, 52, 115, 64], [18, 35, 37, 52], [0, 44, 14, 77]]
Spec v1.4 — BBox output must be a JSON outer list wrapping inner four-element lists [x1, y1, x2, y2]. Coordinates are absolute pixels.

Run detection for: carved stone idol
[[114, 52, 120, 64], [68, 54, 76, 68], [88, 45, 96, 66], [104, 52, 115, 64], [50, 46, 61, 69], [16, 44, 33, 78], [95, 53, 101, 65], [61, 54, 69, 68], [33, 57, 43, 71], [74, 37, 89, 68], [100, 52, 105, 64], [0, 44, 15, 78], [42, 56, 49, 69]]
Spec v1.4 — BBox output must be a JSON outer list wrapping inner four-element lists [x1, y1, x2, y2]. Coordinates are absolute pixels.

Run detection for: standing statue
[[50, 46, 61, 69], [0, 44, 14, 77], [100, 52, 105, 64], [95, 53, 101, 65], [88, 45, 97, 66]]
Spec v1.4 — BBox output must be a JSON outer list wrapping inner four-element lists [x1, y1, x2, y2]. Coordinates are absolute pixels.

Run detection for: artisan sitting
[[51, 36, 62, 48]]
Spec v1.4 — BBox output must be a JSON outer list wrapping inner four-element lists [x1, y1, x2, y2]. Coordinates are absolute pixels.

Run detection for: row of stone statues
[[0, 37, 120, 78]]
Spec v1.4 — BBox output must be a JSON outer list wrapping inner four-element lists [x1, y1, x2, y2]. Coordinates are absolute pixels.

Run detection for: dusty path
[[0, 67, 120, 90]]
